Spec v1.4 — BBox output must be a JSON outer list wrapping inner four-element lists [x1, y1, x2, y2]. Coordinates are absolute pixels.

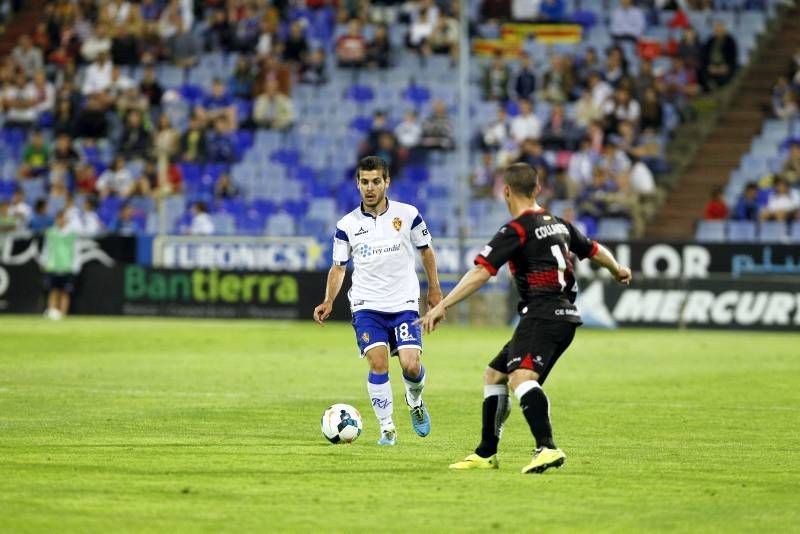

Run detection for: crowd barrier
[[2, 235, 798, 330]]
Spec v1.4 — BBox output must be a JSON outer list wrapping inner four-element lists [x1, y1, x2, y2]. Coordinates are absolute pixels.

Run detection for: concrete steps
[[646, 4, 800, 240]]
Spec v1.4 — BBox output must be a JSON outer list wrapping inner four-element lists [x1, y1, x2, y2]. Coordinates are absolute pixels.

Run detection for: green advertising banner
[[4, 261, 352, 321]]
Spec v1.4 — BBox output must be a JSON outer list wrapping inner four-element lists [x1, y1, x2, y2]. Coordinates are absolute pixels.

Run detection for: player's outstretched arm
[[590, 243, 632, 284], [415, 264, 493, 334], [313, 264, 346, 325], [419, 246, 443, 310]]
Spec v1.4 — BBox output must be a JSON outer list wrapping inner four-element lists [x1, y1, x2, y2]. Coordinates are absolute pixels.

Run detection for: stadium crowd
[[703, 46, 800, 225], [0, 0, 771, 241]]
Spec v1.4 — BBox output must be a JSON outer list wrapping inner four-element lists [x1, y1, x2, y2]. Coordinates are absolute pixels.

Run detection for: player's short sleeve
[[473, 222, 523, 276], [332, 224, 351, 265], [567, 221, 598, 260], [410, 210, 432, 249]]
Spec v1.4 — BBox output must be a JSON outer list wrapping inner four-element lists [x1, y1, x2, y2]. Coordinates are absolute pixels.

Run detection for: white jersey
[[333, 199, 432, 314]]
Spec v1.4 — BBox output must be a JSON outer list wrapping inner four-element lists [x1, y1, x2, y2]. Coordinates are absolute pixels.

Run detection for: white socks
[[367, 371, 394, 431], [402, 365, 426, 408]]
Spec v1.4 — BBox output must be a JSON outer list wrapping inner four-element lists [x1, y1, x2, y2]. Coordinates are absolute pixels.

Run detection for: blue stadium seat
[[302, 217, 330, 240], [251, 199, 275, 216], [728, 220, 757, 242], [403, 165, 429, 183], [345, 84, 375, 103], [129, 196, 154, 214], [596, 218, 631, 240], [234, 99, 253, 124], [0, 179, 17, 199], [219, 197, 246, 216], [282, 199, 308, 218], [157, 65, 184, 89], [425, 217, 448, 238], [695, 220, 727, 243], [179, 84, 204, 105], [423, 185, 449, 201], [145, 212, 160, 234], [548, 200, 573, 218], [265, 212, 297, 236], [293, 165, 316, 183], [571, 10, 598, 30], [402, 85, 431, 107], [270, 148, 301, 167], [235, 130, 254, 154], [211, 213, 236, 235], [349, 116, 373, 134], [790, 223, 800, 243], [758, 221, 788, 242], [19, 178, 47, 202]]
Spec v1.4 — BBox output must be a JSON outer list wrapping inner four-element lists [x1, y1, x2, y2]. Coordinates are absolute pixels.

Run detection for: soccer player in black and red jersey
[[417, 162, 632, 474]]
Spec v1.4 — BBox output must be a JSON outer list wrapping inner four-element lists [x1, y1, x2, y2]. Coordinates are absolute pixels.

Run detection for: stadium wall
[[2, 235, 799, 330]]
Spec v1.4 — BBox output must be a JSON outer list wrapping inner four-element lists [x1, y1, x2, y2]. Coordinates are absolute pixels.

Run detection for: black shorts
[[45, 274, 76, 294], [488, 318, 577, 384]]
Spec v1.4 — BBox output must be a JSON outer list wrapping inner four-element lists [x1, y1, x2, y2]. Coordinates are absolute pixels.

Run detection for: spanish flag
[[501, 23, 583, 44]]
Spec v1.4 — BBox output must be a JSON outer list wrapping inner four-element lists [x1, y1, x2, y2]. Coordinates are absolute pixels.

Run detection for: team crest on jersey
[[361, 332, 370, 343], [392, 217, 402, 231]]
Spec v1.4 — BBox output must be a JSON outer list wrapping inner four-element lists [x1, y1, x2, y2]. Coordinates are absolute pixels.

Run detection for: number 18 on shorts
[[352, 310, 423, 357]]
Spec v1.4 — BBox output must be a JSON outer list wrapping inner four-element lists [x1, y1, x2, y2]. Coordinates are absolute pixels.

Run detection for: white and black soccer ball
[[321, 403, 363, 444]]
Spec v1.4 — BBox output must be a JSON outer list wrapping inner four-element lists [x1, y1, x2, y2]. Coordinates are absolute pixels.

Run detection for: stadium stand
[[0, 0, 789, 242], [692, 9, 800, 243]]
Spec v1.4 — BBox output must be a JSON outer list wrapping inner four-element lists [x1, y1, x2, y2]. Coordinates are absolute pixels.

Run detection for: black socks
[[519, 386, 556, 450], [475, 391, 510, 458]]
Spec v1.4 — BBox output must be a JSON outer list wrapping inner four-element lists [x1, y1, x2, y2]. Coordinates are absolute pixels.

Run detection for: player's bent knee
[[368, 359, 390, 374], [366, 346, 390, 374], [484, 367, 507, 385], [397, 349, 421, 377], [508, 368, 539, 389]]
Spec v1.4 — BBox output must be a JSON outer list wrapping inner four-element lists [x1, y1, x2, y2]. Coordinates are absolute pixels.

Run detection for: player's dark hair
[[503, 163, 539, 198], [356, 156, 389, 181]]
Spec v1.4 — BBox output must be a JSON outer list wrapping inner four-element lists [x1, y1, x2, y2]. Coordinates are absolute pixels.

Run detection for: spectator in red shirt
[[336, 19, 367, 69], [703, 185, 729, 220]]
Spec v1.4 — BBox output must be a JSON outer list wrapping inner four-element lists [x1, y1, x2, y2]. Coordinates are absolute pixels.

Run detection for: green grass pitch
[[1, 316, 798, 532]]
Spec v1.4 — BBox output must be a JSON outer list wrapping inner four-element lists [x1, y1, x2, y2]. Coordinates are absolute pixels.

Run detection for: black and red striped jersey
[[474, 208, 598, 323]]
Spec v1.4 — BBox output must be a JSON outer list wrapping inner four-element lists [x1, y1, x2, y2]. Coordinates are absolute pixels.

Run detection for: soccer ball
[[321, 404, 363, 444]]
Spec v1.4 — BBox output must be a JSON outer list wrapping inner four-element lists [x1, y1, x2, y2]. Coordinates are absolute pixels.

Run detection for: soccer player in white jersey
[[313, 156, 443, 446]]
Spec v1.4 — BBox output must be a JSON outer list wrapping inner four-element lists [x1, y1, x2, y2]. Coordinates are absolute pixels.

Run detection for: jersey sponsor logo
[[353, 242, 402, 259], [355, 227, 368, 236], [361, 332, 370, 343], [393, 217, 402, 231], [534, 223, 570, 240], [554, 308, 580, 316]]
